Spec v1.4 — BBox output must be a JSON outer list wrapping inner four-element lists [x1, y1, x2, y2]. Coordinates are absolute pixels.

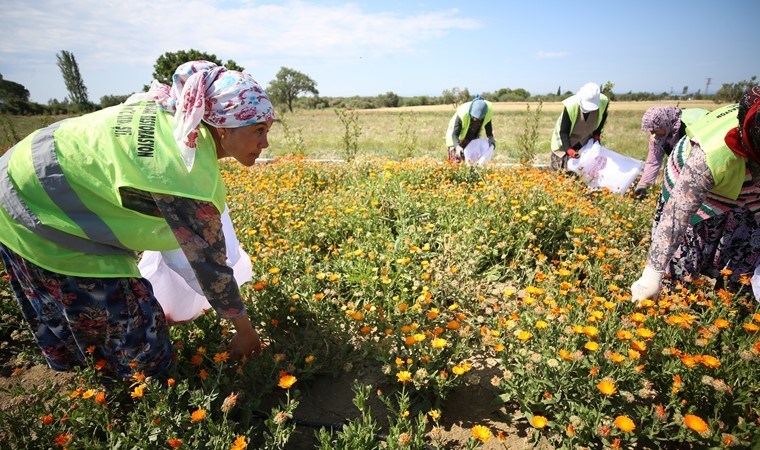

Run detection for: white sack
[[566, 139, 644, 194], [753, 264, 760, 302], [463, 138, 494, 166], [138, 206, 253, 323]]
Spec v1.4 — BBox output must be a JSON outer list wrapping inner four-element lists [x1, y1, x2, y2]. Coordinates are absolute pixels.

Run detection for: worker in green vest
[[550, 82, 609, 170], [0, 61, 272, 379], [634, 106, 709, 199], [631, 86, 760, 302], [445, 95, 495, 162]]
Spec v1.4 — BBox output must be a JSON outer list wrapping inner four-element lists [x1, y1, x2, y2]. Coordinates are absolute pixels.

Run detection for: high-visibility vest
[[445, 100, 494, 148], [550, 94, 609, 151], [0, 101, 226, 277]]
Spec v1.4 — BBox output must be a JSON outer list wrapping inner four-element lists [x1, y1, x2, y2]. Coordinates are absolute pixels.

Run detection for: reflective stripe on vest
[[0, 122, 130, 255]]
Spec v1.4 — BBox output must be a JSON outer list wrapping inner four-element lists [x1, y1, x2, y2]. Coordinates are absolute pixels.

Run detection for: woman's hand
[[228, 314, 262, 359], [630, 266, 664, 302]]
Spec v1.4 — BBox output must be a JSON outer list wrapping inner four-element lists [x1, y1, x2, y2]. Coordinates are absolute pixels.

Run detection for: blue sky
[[1, 0, 757, 104]]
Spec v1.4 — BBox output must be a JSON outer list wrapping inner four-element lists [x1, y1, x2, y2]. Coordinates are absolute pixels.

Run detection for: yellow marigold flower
[[608, 352, 626, 364], [131, 384, 145, 399], [630, 312, 646, 323], [517, 330, 533, 341], [584, 341, 599, 352], [190, 409, 207, 422], [535, 320, 548, 329], [558, 349, 573, 361], [531, 415, 548, 429], [428, 409, 441, 420], [636, 327, 655, 339], [684, 414, 708, 433], [414, 333, 427, 343], [631, 340, 647, 352], [743, 322, 759, 333], [493, 344, 505, 352], [597, 379, 617, 395], [583, 325, 598, 337], [328, 273, 340, 281], [278, 374, 297, 389], [397, 371, 412, 384], [82, 389, 96, 399], [616, 329, 633, 340], [432, 338, 447, 349], [471, 424, 492, 442], [627, 349, 641, 360], [614, 415, 636, 432], [268, 267, 280, 275]]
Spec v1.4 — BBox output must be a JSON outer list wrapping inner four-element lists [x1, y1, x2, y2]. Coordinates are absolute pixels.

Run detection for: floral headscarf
[[129, 61, 275, 170], [641, 106, 682, 157], [725, 85, 760, 165]]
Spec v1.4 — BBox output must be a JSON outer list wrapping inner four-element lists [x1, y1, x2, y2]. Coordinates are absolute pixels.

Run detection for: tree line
[[0, 49, 756, 116]]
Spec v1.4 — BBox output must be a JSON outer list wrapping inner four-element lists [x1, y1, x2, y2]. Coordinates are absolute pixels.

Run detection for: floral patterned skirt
[[652, 197, 760, 292], [0, 243, 172, 379]]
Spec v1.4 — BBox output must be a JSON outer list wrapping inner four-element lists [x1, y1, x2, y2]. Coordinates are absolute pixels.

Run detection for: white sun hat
[[578, 82, 601, 112]]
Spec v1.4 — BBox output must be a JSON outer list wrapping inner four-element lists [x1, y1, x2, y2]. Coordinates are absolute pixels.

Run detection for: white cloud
[[536, 50, 569, 59], [0, 0, 481, 68]]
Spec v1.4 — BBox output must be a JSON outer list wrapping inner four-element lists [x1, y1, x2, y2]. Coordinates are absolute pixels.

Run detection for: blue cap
[[470, 99, 487, 120]]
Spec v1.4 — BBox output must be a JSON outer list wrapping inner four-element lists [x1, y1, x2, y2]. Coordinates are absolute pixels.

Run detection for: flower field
[[1, 157, 759, 449]]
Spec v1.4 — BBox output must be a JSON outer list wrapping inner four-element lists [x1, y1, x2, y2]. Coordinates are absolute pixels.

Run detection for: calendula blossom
[[614, 415, 636, 432], [278, 374, 297, 389], [397, 371, 412, 384], [471, 425, 492, 442], [597, 379, 617, 395], [684, 414, 708, 433], [190, 409, 207, 422], [531, 415, 548, 429]]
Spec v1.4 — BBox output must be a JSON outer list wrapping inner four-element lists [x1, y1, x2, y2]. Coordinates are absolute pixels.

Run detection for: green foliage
[[334, 108, 362, 161], [150, 49, 245, 86], [277, 116, 307, 156], [267, 67, 319, 113], [0, 74, 32, 114], [602, 81, 616, 101], [376, 91, 400, 108], [395, 111, 418, 160], [441, 87, 470, 107], [99, 94, 131, 108], [55, 50, 93, 111], [513, 100, 543, 165], [714, 76, 758, 102]]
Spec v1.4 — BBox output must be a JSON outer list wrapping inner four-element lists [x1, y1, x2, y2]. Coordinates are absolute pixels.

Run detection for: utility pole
[[705, 78, 712, 96]]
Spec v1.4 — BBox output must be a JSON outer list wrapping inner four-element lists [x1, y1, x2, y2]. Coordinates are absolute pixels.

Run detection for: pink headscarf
[[132, 60, 275, 170]]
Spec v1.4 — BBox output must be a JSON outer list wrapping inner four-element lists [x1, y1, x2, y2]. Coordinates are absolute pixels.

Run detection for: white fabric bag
[[138, 206, 253, 323], [752, 264, 760, 302], [566, 139, 644, 194], [463, 138, 494, 166]]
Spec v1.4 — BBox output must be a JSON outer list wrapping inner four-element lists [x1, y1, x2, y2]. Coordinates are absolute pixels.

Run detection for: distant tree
[[714, 76, 758, 102], [56, 50, 92, 111], [150, 50, 245, 86], [441, 87, 471, 107], [601, 81, 615, 101], [376, 91, 400, 108], [682, 86, 689, 95], [99, 94, 131, 108], [267, 67, 319, 112], [556, 86, 561, 96]]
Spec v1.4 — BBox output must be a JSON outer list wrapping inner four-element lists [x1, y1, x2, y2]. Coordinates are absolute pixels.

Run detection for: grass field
[[1, 101, 725, 164]]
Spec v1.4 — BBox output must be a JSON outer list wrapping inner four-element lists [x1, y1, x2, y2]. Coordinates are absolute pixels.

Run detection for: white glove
[[630, 266, 664, 302], [455, 145, 464, 154]]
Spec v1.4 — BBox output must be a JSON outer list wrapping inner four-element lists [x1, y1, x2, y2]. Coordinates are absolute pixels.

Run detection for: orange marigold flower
[[94, 391, 106, 405], [190, 354, 203, 366], [713, 318, 730, 329], [278, 374, 297, 389], [167, 378, 176, 387], [199, 369, 208, 380], [614, 415, 636, 432], [54, 433, 72, 447], [589, 366, 599, 376], [471, 424, 492, 442], [168, 438, 182, 448], [94, 359, 107, 370], [190, 409, 207, 422], [631, 340, 647, 352], [597, 379, 617, 395], [743, 322, 759, 333], [636, 327, 655, 339], [446, 320, 460, 330], [230, 435, 247, 450], [531, 415, 548, 429], [684, 414, 708, 433], [41, 414, 54, 425], [700, 355, 720, 368]]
